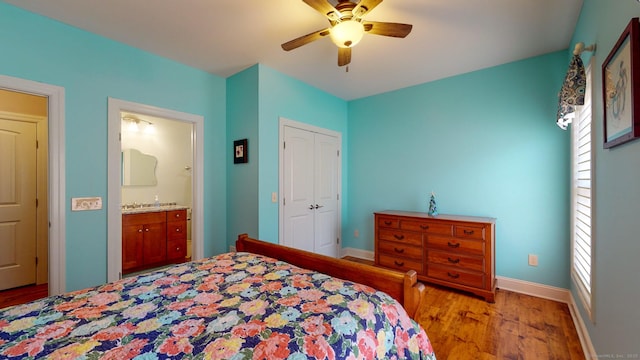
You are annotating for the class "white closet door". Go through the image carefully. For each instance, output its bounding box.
[283,126,315,251]
[282,125,340,257]
[313,133,339,257]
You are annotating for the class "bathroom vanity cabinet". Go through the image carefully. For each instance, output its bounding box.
[122,208,187,274]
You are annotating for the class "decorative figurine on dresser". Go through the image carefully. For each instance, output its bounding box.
[374,210,496,302]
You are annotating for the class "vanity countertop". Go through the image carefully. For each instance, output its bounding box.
[122,204,189,215]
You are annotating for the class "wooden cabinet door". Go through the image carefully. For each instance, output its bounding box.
[122,224,143,271]
[142,222,167,265]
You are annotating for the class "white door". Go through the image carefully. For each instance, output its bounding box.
[0,119,37,290]
[283,126,315,251]
[313,133,339,257]
[282,125,340,257]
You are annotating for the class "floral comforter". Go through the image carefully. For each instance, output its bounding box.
[0,252,436,359]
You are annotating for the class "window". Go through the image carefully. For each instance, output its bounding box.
[571,63,593,317]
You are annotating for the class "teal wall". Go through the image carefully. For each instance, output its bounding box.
[256,65,348,243]
[226,65,259,245]
[225,65,348,246]
[0,3,227,291]
[347,52,570,288]
[570,0,640,355]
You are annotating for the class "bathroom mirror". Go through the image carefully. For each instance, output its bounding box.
[122,148,158,186]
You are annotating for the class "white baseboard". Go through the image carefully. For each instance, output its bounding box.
[567,292,597,359]
[341,247,374,260]
[496,276,571,303]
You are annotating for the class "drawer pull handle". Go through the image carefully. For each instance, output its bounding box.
[463,229,474,235]
[176,228,181,232]
[175,213,181,218]
[447,242,460,248]
[384,221,392,226]
[420,225,429,230]
[393,234,405,240]
[394,247,405,253]
[447,257,460,264]
[394,260,405,267]
[447,272,460,279]
[176,247,181,251]
[138,229,143,233]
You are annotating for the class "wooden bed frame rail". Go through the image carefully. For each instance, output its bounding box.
[236,234,426,319]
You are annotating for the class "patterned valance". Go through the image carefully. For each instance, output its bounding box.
[557,54,586,130]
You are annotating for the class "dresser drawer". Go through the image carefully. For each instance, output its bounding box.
[123,211,165,226]
[378,254,424,274]
[427,265,484,288]
[378,240,423,260]
[454,225,485,240]
[167,239,187,261]
[167,222,186,241]
[378,229,422,246]
[427,250,484,272]
[167,209,187,222]
[377,216,399,229]
[426,235,484,255]
[402,220,452,235]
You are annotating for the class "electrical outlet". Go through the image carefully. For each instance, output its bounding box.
[71,197,102,211]
[271,192,277,203]
[354,229,359,238]
[528,254,538,267]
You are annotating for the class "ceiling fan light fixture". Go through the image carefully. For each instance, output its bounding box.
[330,20,364,48]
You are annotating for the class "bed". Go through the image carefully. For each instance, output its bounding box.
[0,234,436,359]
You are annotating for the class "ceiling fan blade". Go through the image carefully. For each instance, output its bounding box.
[352,0,383,18]
[303,0,341,20]
[363,21,412,38]
[281,28,331,51]
[338,47,351,67]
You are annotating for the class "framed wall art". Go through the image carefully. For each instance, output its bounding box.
[602,17,640,149]
[233,139,248,164]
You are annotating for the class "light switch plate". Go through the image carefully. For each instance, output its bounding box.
[71,197,102,211]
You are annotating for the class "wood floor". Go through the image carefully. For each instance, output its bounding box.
[1,264,586,359]
[342,256,585,359]
[0,283,48,309]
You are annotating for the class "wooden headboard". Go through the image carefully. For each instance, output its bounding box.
[235,234,425,319]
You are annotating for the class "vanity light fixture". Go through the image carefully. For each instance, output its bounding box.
[122,115,154,134]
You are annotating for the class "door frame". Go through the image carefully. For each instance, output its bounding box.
[0,74,66,295]
[278,117,342,251]
[107,98,204,282]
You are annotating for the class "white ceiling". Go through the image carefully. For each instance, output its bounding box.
[4,0,583,100]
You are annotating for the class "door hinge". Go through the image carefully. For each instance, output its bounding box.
[283,141,286,149]
[337,149,339,156]
[36,140,39,149]
[119,132,122,141]
[36,198,39,207]
[35,256,38,265]
[283,197,286,206]
[336,238,340,244]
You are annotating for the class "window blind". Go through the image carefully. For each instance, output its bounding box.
[571,64,593,316]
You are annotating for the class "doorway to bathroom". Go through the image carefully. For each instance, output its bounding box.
[106,98,204,282]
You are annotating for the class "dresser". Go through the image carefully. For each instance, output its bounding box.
[374,210,496,302]
[122,208,188,274]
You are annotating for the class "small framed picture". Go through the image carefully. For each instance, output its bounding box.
[234,139,248,164]
[602,17,640,149]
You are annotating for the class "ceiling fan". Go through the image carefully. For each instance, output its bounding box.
[281,0,413,67]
